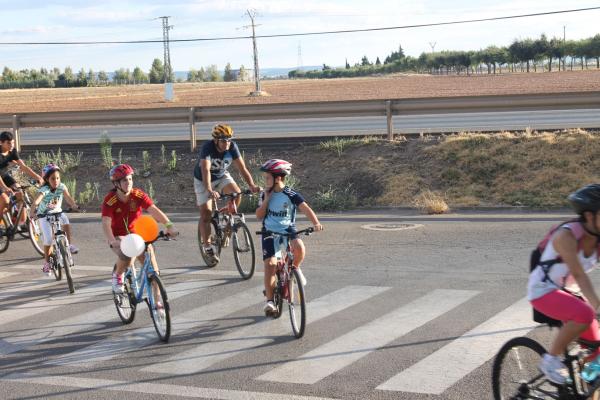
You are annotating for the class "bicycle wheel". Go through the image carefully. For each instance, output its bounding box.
[57,238,75,294]
[232,221,255,279]
[49,253,62,281]
[492,336,559,400]
[114,272,136,324]
[28,217,44,256]
[272,275,284,319]
[289,268,307,338]
[147,274,171,342]
[199,219,222,268]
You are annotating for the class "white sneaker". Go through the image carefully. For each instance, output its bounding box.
[539,353,568,385]
[69,244,79,254]
[263,300,277,314]
[112,272,124,294]
[204,245,219,265]
[295,268,307,287]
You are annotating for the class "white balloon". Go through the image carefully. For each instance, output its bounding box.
[120,234,145,257]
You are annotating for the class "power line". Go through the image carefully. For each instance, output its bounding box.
[0,6,599,45]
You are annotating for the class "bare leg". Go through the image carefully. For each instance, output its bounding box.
[264,258,277,299]
[291,238,306,267]
[549,321,589,356]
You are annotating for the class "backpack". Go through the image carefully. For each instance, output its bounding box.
[530,219,600,326]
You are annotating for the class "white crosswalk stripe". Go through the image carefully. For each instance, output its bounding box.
[257,289,480,384]
[376,297,535,394]
[0,279,225,357]
[143,285,390,375]
[48,285,264,366]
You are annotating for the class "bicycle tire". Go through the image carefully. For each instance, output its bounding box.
[50,252,62,281]
[147,274,171,342]
[492,336,558,400]
[232,221,256,279]
[199,219,222,268]
[28,216,44,256]
[272,273,284,319]
[0,213,9,254]
[289,268,307,338]
[114,272,136,324]
[58,238,75,294]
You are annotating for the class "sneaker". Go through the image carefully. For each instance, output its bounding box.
[42,261,52,277]
[539,353,568,385]
[295,267,307,287]
[263,300,277,314]
[204,245,219,264]
[69,244,79,254]
[112,272,124,294]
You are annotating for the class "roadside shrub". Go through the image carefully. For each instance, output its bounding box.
[312,184,357,211]
[28,149,82,174]
[63,179,77,200]
[99,132,112,169]
[413,190,449,214]
[318,136,379,157]
[142,150,151,173]
[168,150,177,171]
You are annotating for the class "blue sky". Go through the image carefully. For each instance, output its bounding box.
[1,0,600,72]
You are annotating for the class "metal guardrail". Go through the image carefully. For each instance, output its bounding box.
[2,91,599,152]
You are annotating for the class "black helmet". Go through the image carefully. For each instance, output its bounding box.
[568,184,600,215]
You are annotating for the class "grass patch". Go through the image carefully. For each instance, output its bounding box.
[413,190,449,214]
[27,149,82,174]
[318,136,380,157]
[312,184,357,211]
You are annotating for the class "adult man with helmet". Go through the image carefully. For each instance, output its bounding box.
[101,163,178,294]
[194,124,259,265]
[256,159,323,314]
[528,184,600,384]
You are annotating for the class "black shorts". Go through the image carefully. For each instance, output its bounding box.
[261,231,297,260]
[0,174,16,195]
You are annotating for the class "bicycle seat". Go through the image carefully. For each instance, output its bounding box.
[577,338,600,350]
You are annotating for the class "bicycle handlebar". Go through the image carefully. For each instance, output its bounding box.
[219,189,254,201]
[255,227,315,237]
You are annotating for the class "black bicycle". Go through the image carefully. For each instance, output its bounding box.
[492,331,600,399]
[198,189,256,279]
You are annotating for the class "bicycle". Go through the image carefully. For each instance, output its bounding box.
[198,189,256,279]
[113,231,172,343]
[0,180,44,255]
[256,227,314,339]
[37,210,79,294]
[492,326,600,399]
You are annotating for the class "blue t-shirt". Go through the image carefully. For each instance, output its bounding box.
[193,140,241,181]
[260,186,305,234]
[37,183,66,215]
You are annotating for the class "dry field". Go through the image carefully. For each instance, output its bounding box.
[1,70,600,114]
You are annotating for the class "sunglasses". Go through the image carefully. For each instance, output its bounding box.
[216,138,231,143]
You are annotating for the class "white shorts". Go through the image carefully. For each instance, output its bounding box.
[39,213,70,246]
[194,174,236,206]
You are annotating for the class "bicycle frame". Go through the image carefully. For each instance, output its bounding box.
[125,247,158,305]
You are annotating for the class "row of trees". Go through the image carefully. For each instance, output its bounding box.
[289,33,600,79]
[0,59,249,89]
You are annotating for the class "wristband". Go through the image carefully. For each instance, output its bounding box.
[165,221,174,229]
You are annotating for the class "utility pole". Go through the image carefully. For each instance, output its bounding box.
[159,16,173,83]
[244,9,264,96]
[429,41,437,53]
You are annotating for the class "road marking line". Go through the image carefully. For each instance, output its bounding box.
[258,289,480,384]
[376,297,535,394]
[1,372,337,400]
[0,279,225,357]
[144,285,390,375]
[48,286,264,366]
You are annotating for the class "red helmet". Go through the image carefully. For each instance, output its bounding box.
[109,164,134,181]
[260,159,292,176]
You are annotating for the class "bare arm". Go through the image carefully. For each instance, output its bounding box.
[233,158,258,192]
[102,216,118,246]
[298,202,323,231]
[146,204,170,225]
[200,159,213,192]
[255,191,270,220]
[29,192,44,218]
[554,229,600,309]
[15,159,43,184]
[62,188,79,210]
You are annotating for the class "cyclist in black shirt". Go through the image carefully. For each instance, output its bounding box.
[0,131,43,227]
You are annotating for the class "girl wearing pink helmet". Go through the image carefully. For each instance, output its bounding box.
[256,159,323,315]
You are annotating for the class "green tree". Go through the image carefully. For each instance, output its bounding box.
[76,68,87,86]
[223,62,234,81]
[361,56,371,66]
[132,66,148,83]
[375,57,381,66]
[98,70,109,85]
[149,58,164,83]
[238,65,249,81]
[87,69,96,85]
[345,58,350,69]
[206,64,220,82]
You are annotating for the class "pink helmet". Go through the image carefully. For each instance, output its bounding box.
[109,164,134,181]
[260,159,292,176]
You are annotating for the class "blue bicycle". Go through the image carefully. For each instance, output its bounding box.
[113,231,172,342]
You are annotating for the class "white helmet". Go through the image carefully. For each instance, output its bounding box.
[260,159,292,176]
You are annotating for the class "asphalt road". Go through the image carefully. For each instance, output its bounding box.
[19,108,600,144]
[0,210,594,399]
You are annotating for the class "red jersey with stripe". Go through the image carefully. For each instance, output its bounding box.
[101,188,153,237]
